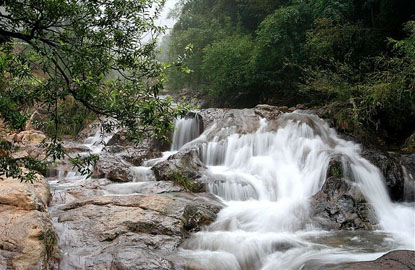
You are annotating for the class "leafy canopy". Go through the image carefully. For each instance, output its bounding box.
[0,0,190,181]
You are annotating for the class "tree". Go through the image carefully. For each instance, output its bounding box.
[202,34,255,106]
[0,0,189,182]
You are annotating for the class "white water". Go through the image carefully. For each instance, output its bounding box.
[49,111,414,269]
[177,112,415,269]
[171,115,201,151]
[84,129,115,154]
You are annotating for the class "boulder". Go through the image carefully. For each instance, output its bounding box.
[7,130,48,160]
[0,177,50,211]
[323,250,415,270]
[93,154,135,182]
[62,141,91,153]
[310,176,377,230]
[254,104,282,120]
[13,130,46,145]
[152,148,207,192]
[198,108,261,139]
[104,129,164,165]
[54,193,222,269]
[0,176,57,270]
[403,131,415,152]
[361,148,405,201]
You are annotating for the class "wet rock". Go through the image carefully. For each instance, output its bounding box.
[279,105,289,112]
[310,176,377,230]
[75,119,100,141]
[8,130,48,160]
[105,144,162,167]
[197,108,230,130]
[361,148,405,201]
[288,106,297,112]
[323,250,415,270]
[402,153,415,201]
[62,140,91,153]
[152,148,207,191]
[53,193,222,269]
[93,154,135,182]
[296,104,306,110]
[105,129,164,165]
[198,108,262,142]
[403,131,415,152]
[0,176,57,270]
[254,104,282,120]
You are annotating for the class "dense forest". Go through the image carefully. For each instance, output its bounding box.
[1,1,415,269]
[165,0,415,142]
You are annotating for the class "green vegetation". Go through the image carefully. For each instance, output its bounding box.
[170,170,199,192]
[39,228,58,266]
[166,0,415,142]
[0,0,190,182]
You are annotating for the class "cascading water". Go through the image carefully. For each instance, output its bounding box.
[171,114,201,151]
[47,110,413,269]
[49,114,204,269]
[178,111,415,270]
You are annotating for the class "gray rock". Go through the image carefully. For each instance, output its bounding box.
[310,176,377,230]
[93,154,135,182]
[254,104,282,120]
[105,129,164,165]
[361,148,405,201]
[402,153,415,201]
[53,193,222,269]
[152,148,207,192]
[322,250,415,270]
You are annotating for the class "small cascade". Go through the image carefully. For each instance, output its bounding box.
[131,166,155,182]
[171,114,201,151]
[402,166,415,201]
[84,129,115,154]
[49,116,208,269]
[180,111,415,269]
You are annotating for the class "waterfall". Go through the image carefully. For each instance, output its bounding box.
[179,111,415,270]
[403,166,415,201]
[171,114,201,151]
[84,129,115,154]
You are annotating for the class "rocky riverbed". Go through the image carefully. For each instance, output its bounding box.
[1,105,414,269]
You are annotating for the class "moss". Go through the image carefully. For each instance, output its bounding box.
[330,164,342,177]
[328,159,343,178]
[170,170,198,192]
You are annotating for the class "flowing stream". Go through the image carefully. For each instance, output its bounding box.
[177,111,415,269]
[48,111,414,269]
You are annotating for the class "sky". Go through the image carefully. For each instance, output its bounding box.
[155,0,180,34]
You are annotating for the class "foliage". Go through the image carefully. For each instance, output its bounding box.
[170,170,198,192]
[166,0,415,115]
[250,4,312,103]
[304,21,415,140]
[33,97,96,138]
[359,22,415,137]
[0,0,191,181]
[202,34,254,105]
[0,140,46,183]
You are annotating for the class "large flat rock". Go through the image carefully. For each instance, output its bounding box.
[53,193,223,269]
